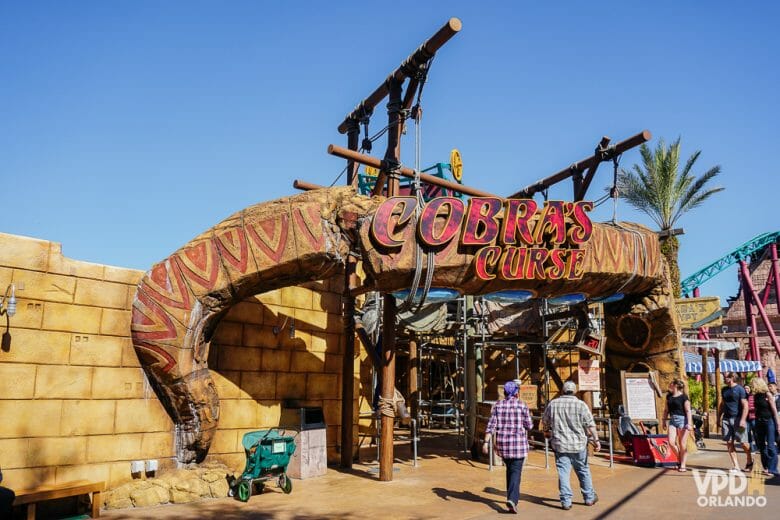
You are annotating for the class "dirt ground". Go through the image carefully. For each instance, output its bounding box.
[101,432,780,519]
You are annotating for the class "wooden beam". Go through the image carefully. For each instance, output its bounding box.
[509,130,651,199]
[328,145,498,198]
[337,18,462,134]
[293,179,325,191]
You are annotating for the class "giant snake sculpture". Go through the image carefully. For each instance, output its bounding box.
[131,186,682,463]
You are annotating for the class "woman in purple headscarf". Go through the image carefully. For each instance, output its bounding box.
[483,380,534,514]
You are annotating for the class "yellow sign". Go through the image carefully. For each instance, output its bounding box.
[520,384,538,409]
[364,165,379,177]
[675,297,722,328]
[498,383,539,409]
[450,149,463,182]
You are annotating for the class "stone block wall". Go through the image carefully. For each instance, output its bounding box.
[0,232,156,491]
[0,232,353,491]
[206,280,356,470]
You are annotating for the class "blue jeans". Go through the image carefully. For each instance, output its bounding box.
[0,486,14,518]
[747,418,757,448]
[555,450,596,506]
[755,418,778,474]
[503,457,525,506]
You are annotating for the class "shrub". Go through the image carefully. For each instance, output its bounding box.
[688,377,717,412]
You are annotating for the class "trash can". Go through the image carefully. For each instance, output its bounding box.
[280,407,327,479]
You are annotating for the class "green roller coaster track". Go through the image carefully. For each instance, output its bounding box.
[680,231,780,296]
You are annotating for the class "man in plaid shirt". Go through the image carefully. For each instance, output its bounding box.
[542,380,600,510]
[483,380,533,514]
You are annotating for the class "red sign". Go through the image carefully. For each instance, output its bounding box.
[370,196,593,281]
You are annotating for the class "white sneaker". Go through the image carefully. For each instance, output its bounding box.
[729,468,743,474]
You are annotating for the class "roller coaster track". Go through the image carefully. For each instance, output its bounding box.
[680,231,780,296]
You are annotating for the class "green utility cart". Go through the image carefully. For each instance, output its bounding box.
[234,429,296,502]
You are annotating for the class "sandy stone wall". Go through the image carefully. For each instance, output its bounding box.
[206,280,353,470]
[0,232,351,491]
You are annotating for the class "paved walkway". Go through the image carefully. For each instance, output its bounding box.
[102,433,780,519]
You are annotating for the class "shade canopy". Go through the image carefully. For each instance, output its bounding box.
[683,351,761,374]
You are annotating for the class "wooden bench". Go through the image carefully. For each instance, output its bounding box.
[13,480,104,519]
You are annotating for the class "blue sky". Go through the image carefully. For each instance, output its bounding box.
[1,2,778,304]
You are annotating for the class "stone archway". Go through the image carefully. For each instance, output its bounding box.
[131,186,683,462]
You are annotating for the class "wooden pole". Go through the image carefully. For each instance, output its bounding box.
[327,145,498,198]
[509,130,651,199]
[337,18,462,134]
[714,349,721,434]
[380,295,397,481]
[702,346,710,438]
[379,78,403,482]
[340,121,360,468]
[409,335,419,423]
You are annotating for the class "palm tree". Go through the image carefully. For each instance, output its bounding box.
[617,138,724,297]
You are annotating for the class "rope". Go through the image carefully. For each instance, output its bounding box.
[378,396,396,417]
[398,59,436,314]
[596,151,653,296]
[397,128,425,313]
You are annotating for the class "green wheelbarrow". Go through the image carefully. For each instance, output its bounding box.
[233,428,296,502]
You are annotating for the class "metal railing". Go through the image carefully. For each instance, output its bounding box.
[359,412,418,467]
[594,416,614,468]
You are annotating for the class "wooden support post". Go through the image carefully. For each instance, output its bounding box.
[340,120,360,468]
[714,349,721,433]
[702,347,710,438]
[379,77,403,482]
[409,335,419,423]
[575,137,611,201]
[92,490,101,518]
[380,295,397,481]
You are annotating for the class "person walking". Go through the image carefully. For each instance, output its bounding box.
[749,377,780,476]
[0,466,14,519]
[542,380,600,510]
[745,384,757,452]
[769,378,780,455]
[718,372,754,473]
[483,380,533,514]
[662,378,694,471]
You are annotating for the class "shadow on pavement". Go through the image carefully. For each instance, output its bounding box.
[102,501,360,520]
[591,469,668,520]
[431,487,505,514]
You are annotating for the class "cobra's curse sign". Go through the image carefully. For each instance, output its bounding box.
[370,197,593,281]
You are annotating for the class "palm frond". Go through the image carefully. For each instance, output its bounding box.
[618,138,723,230]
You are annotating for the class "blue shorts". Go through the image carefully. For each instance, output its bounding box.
[722,417,749,444]
[669,415,687,429]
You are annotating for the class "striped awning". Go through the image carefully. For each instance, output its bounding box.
[683,351,762,374]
